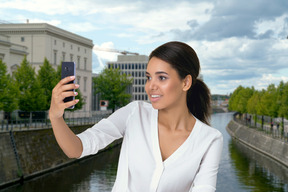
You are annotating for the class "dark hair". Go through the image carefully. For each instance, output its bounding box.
[149,41,211,125]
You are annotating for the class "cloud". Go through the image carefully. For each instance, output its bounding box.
[186,36,288,94]
[92,42,120,72]
[1,0,288,94]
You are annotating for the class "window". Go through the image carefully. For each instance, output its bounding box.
[63,42,65,48]
[84,77,87,92]
[71,45,73,50]
[70,54,73,62]
[54,50,57,65]
[84,58,87,70]
[54,40,57,45]
[77,76,81,85]
[21,37,25,42]
[62,52,66,61]
[78,47,80,52]
[77,56,80,69]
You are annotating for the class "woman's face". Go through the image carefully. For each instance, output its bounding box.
[145,57,189,111]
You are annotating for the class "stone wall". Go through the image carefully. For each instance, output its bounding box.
[226,120,288,167]
[0,125,121,188]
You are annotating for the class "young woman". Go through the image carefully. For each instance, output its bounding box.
[49,41,223,192]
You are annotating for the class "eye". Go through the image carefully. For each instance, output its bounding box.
[146,76,151,81]
[159,76,167,81]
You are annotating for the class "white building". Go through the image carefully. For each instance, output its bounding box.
[0,34,28,71]
[0,23,93,112]
[107,55,149,102]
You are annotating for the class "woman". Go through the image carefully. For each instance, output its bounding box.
[49,41,223,192]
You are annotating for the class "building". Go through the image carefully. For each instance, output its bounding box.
[0,34,28,70]
[0,23,94,112]
[107,55,149,102]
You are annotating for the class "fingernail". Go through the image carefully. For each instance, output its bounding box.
[74,91,78,95]
[70,76,75,79]
[75,84,79,88]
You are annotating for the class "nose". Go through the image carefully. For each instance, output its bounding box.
[147,78,158,91]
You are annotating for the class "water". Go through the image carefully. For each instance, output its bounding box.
[2,113,288,192]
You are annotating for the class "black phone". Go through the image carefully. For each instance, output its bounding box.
[61,62,76,109]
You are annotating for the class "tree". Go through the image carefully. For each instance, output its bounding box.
[278,82,288,133]
[228,86,254,114]
[235,87,254,114]
[261,84,278,117]
[37,58,58,110]
[93,68,133,112]
[14,56,47,111]
[228,86,244,112]
[0,60,19,112]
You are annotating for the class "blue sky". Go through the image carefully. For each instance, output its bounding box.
[1,0,288,95]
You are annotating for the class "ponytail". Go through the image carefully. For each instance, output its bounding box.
[187,78,211,125]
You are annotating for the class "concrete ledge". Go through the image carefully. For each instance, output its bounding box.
[226,120,288,168]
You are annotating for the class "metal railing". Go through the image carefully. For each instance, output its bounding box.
[233,113,288,142]
[0,110,112,132]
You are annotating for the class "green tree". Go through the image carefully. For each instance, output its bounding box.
[236,87,254,114]
[261,84,278,117]
[247,90,261,127]
[228,86,254,114]
[0,60,19,112]
[279,82,288,119]
[93,68,133,112]
[37,58,58,110]
[14,56,47,111]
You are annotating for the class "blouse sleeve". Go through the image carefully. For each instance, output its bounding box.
[77,101,137,158]
[190,132,223,192]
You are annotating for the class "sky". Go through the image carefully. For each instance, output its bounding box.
[1,0,288,95]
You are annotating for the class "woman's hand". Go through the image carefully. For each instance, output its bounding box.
[49,76,79,119]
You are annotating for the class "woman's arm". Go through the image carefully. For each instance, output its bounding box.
[190,134,223,192]
[49,76,82,158]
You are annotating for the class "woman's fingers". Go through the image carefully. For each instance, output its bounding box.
[49,76,80,119]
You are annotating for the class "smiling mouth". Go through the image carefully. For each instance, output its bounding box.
[151,95,161,98]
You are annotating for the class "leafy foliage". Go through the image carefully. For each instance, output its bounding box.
[229,81,288,119]
[93,68,133,112]
[37,58,58,110]
[14,56,47,111]
[0,60,19,112]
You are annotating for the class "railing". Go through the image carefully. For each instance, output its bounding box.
[233,113,288,142]
[0,110,112,132]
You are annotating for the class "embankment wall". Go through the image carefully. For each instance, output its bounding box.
[0,125,121,188]
[226,120,288,167]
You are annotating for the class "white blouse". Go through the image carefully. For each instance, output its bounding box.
[77,101,223,192]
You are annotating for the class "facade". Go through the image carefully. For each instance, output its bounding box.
[107,55,149,102]
[0,34,28,71]
[0,23,94,112]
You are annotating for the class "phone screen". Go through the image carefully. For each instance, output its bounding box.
[61,62,76,109]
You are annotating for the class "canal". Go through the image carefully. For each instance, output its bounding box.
[1,112,288,191]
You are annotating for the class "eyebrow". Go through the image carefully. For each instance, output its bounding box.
[146,71,169,75]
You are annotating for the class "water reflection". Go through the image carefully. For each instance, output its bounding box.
[229,139,288,192]
[1,145,120,192]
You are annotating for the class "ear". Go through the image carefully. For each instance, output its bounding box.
[182,75,192,91]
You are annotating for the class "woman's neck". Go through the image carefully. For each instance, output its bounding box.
[158,104,195,132]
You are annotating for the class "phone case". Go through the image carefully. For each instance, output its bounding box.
[61,62,76,109]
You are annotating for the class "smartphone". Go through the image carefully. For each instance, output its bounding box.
[61,62,76,109]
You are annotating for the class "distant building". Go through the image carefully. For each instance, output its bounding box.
[0,34,28,71]
[107,55,149,102]
[0,23,93,112]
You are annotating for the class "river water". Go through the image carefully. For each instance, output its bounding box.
[2,112,288,192]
